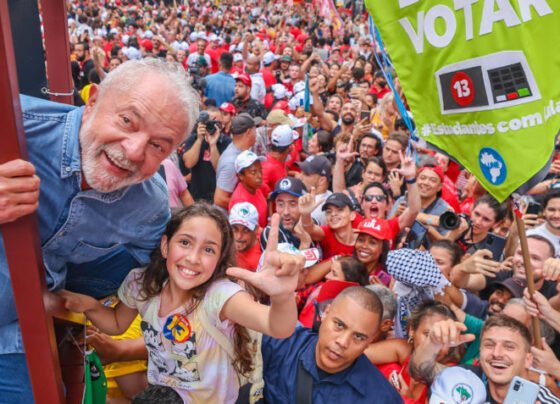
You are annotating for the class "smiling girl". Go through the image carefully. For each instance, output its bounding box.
[60,204,304,403]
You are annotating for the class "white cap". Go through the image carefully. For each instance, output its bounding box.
[123,47,141,60]
[196,31,207,41]
[429,367,486,404]
[208,33,219,42]
[121,34,130,45]
[189,32,198,42]
[229,203,259,231]
[291,117,307,129]
[262,51,279,65]
[271,124,298,148]
[272,84,290,100]
[293,81,305,94]
[233,53,244,62]
[143,30,154,39]
[235,150,265,174]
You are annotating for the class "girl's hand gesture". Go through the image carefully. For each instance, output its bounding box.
[395,150,416,181]
[227,214,305,298]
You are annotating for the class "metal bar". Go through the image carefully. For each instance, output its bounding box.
[41,0,74,105]
[0,1,65,402]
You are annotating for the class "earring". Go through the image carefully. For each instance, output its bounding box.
[407,336,414,344]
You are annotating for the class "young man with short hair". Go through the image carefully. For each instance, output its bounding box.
[214,113,260,209]
[409,315,560,403]
[299,192,357,260]
[262,286,403,403]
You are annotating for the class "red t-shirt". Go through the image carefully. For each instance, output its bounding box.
[229,184,268,229]
[319,226,355,260]
[261,67,277,89]
[236,229,262,272]
[206,47,225,74]
[369,85,391,100]
[261,154,287,197]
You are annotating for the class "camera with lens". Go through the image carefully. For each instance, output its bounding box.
[198,111,219,135]
[439,211,471,231]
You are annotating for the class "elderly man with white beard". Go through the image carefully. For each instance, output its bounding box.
[0,58,198,403]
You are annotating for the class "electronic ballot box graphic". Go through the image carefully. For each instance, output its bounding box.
[435,51,541,115]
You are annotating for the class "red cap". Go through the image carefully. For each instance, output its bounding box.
[142,39,153,52]
[418,165,444,183]
[234,73,252,87]
[271,100,291,114]
[219,102,236,115]
[354,218,391,240]
[316,280,359,303]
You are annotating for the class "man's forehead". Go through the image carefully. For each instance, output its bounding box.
[328,296,379,334]
[482,326,525,345]
[276,193,298,202]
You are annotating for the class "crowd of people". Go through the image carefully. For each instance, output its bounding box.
[1,0,560,403]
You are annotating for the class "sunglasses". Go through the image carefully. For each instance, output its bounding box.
[363,194,386,202]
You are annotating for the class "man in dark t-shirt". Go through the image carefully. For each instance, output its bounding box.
[179,109,231,202]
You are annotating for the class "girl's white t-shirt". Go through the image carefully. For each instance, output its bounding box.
[118,268,243,403]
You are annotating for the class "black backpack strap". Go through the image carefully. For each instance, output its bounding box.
[295,360,313,404]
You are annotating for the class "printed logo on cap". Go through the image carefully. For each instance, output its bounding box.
[451,383,473,403]
[239,207,250,217]
[362,219,381,231]
[279,178,292,190]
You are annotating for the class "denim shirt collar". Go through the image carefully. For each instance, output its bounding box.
[59,106,128,202]
[300,334,368,396]
[60,106,84,179]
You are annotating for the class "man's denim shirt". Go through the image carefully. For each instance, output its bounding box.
[0,95,170,354]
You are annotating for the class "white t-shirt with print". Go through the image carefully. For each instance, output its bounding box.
[118,268,243,403]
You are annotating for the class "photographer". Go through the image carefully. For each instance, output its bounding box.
[392,165,454,248]
[180,107,231,202]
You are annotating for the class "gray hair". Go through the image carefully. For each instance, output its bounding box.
[99,58,200,141]
[504,299,555,345]
[505,298,526,308]
[365,284,397,321]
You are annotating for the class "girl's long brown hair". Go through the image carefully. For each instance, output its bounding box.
[139,203,254,375]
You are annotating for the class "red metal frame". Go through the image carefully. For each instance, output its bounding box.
[1,0,83,401]
[0,1,65,402]
[41,0,74,104]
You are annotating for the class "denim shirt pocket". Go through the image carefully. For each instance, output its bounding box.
[71,240,122,262]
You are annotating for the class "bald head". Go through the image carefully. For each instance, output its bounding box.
[334,286,383,319]
[245,56,260,74]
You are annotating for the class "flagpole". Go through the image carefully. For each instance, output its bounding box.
[514,213,542,349]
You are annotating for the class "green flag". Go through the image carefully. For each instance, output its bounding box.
[83,350,107,404]
[365,0,560,201]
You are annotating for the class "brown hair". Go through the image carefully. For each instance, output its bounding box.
[481,314,532,349]
[140,203,254,375]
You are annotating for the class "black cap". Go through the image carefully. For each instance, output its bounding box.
[492,276,527,299]
[270,177,307,199]
[374,71,385,78]
[322,192,353,211]
[296,155,332,177]
[231,113,262,135]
